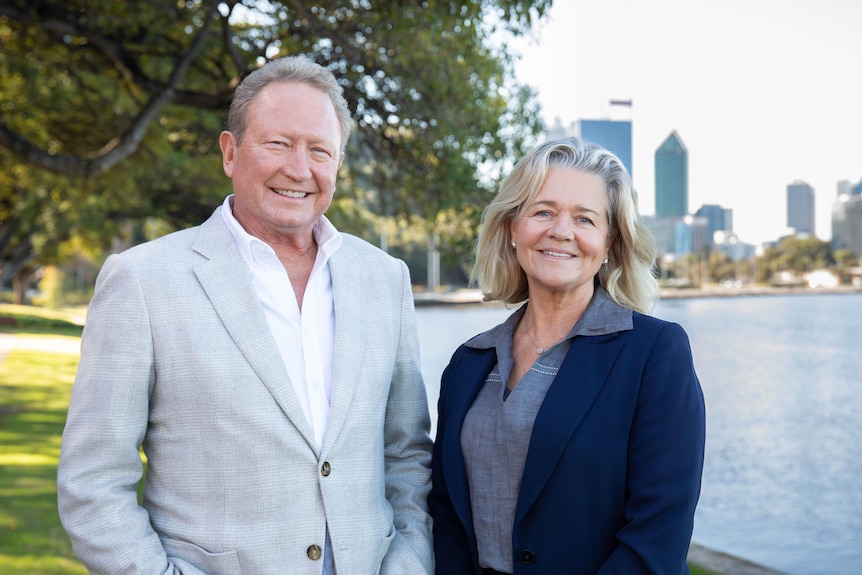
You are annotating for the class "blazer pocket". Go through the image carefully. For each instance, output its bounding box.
[162,537,243,575]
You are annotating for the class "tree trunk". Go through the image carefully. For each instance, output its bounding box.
[12,269,26,305]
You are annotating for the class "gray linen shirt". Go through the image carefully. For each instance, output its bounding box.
[460,287,632,573]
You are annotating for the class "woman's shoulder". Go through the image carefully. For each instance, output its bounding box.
[631,311,690,341]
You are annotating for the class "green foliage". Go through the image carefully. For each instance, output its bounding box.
[1,0,551,290]
[758,236,835,276]
[833,248,857,267]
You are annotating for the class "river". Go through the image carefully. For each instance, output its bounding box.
[415,292,862,575]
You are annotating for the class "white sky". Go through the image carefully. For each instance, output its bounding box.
[511,0,862,246]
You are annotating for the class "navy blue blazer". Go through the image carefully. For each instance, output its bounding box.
[429,311,705,574]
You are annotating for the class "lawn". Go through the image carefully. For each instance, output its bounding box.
[0,344,87,574]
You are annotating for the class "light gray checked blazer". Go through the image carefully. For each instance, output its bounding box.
[57,206,434,575]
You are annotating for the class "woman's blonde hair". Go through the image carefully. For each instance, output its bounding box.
[471,137,658,313]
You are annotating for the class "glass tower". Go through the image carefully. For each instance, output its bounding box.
[787,180,815,235]
[577,119,633,177]
[655,131,688,217]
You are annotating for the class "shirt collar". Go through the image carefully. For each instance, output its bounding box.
[220,194,342,267]
[465,287,633,351]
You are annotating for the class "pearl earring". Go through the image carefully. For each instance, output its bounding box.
[511,241,517,248]
[603,258,609,265]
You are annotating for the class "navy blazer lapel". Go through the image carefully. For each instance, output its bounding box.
[443,346,498,537]
[191,209,318,451]
[514,334,626,524]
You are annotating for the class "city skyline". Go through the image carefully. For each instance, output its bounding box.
[511,0,862,246]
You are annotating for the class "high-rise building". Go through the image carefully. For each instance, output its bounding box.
[655,131,688,217]
[643,215,676,256]
[574,119,633,177]
[694,204,733,243]
[787,180,815,235]
[832,194,862,257]
[675,215,710,256]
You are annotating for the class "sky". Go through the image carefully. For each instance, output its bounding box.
[510,0,862,246]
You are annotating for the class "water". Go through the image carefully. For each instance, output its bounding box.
[415,293,862,575]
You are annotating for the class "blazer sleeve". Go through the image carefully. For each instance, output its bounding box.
[57,254,185,574]
[598,321,706,575]
[379,260,435,575]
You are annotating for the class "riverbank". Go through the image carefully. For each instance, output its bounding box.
[412,284,862,305]
[658,283,862,299]
[688,543,787,575]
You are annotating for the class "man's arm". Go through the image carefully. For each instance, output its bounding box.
[57,254,182,574]
[379,260,435,575]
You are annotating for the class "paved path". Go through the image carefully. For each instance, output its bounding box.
[0,332,81,363]
[0,332,16,363]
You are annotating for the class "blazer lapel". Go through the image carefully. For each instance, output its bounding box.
[320,244,363,455]
[191,209,318,451]
[514,335,626,524]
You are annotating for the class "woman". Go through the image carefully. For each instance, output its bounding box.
[429,137,705,575]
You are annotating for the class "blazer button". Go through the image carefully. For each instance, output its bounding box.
[518,549,536,564]
[321,461,331,477]
[307,544,322,561]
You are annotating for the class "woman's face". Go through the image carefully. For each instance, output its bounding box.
[509,165,612,301]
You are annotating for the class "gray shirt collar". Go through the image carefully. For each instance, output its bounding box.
[465,287,633,351]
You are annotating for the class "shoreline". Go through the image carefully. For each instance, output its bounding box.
[412,284,862,305]
[688,543,788,575]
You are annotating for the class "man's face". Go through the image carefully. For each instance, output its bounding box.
[219,81,344,245]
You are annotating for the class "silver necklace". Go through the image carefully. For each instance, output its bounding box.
[522,325,568,355]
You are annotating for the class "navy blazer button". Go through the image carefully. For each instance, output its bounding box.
[321,461,331,477]
[518,549,536,564]
[307,544,322,560]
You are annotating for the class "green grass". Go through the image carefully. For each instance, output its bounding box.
[0,343,87,574]
[0,304,85,337]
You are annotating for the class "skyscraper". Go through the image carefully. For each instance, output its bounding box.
[694,204,733,243]
[654,131,688,217]
[575,119,633,177]
[832,193,862,257]
[786,180,815,235]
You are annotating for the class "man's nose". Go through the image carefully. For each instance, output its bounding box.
[282,150,312,179]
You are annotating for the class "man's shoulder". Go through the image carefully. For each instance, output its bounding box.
[116,224,202,262]
[113,207,222,263]
[338,233,400,264]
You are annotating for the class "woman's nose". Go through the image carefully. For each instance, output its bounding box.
[549,217,575,240]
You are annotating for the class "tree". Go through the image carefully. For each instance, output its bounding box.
[0,0,551,300]
[757,236,835,282]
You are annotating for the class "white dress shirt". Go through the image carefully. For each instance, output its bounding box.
[221,195,341,573]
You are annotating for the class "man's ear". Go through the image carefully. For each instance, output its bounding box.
[219,131,236,177]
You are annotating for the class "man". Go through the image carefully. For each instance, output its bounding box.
[57,56,434,575]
